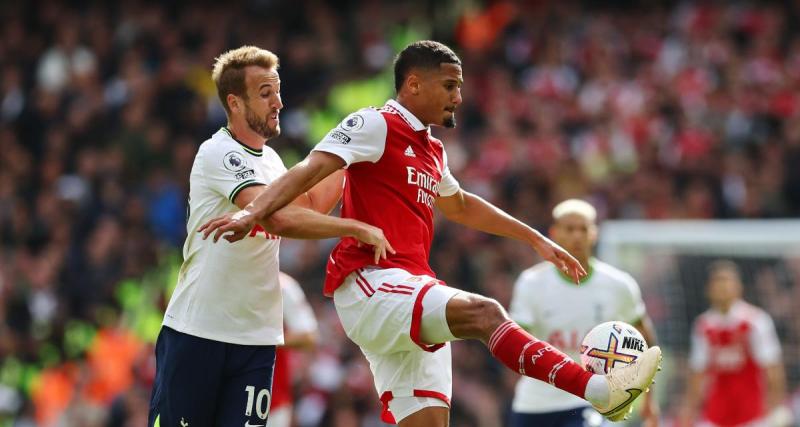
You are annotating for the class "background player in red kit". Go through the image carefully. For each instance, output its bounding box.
[680,260,793,427]
[200,40,661,426]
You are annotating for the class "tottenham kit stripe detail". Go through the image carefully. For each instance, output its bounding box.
[228,179,262,202]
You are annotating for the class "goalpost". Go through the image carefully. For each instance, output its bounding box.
[597,220,800,416]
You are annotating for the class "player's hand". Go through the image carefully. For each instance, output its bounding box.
[531,236,587,284]
[353,222,396,264]
[198,209,256,243]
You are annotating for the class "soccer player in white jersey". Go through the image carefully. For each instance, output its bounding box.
[267,272,318,427]
[148,46,392,427]
[509,199,660,427]
[199,41,661,426]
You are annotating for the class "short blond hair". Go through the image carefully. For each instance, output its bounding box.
[552,199,597,222]
[212,46,279,114]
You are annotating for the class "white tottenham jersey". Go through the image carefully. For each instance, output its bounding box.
[509,259,647,413]
[163,128,287,346]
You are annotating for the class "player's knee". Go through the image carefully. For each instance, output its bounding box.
[476,297,509,334]
[447,293,508,340]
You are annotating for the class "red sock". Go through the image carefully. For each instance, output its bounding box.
[488,320,593,398]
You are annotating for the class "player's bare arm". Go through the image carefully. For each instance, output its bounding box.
[435,189,586,283]
[199,151,395,262]
[281,329,317,350]
[765,363,793,425]
[679,370,705,427]
[633,316,661,426]
[200,150,345,239]
[765,364,787,409]
[218,184,381,244]
[293,168,345,214]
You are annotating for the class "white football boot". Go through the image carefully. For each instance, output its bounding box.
[592,346,662,421]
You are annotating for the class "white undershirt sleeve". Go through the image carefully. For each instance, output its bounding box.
[749,311,782,366]
[688,321,710,371]
[437,149,461,197]
[618,273,647,325]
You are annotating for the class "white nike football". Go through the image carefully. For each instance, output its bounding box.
[580,321,647,374]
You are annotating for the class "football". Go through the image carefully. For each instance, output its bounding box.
[580,321,648,374]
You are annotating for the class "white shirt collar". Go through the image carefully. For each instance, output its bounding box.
[710,300,746,319]
[385,99,427,131]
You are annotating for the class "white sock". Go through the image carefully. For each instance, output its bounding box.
[584,375,610,407]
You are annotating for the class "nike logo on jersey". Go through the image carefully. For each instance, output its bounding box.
[404,145,416,157]
[244,422,264,427]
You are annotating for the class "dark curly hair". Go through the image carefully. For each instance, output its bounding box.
[393,40,461,93]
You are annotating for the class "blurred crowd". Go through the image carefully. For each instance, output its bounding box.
[2,0,800,426]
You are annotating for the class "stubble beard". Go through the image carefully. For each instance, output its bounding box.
[245,104,279,139]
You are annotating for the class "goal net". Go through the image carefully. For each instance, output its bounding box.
[597,220,800,416]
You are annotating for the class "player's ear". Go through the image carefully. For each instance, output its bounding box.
[406,72,421,96]
[588,223,599,243]
[227,94,240,114]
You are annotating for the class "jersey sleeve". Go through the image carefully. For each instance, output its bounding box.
[438,148,460,197]
[748,310,782,366]
[279,273,318,334]
[617,272,647,325]
[509,270,538,331]
[688,320,710,371]
[198,142,267,202]
[312,108,387,166]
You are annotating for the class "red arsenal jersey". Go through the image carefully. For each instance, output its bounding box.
[688,301,782,425]
[313,100,461,296]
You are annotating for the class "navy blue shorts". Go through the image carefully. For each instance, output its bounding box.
[510,407,609,427]
[148,326,276,427]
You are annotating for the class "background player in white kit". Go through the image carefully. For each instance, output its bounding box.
[509,199,660,427]
[148,46,391,427]
[199,41,662,426]
[267,272,319,427]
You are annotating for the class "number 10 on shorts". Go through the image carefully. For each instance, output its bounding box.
[244,385,271,419]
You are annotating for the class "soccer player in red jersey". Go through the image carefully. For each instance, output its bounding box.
[680,261,792,427]
[200,41,661,425]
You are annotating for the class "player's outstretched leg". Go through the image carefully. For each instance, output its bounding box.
[444,292,661,421]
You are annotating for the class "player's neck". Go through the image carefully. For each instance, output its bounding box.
[226,121,267,150]
[394,96,429,126]
[716,300,737,314]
